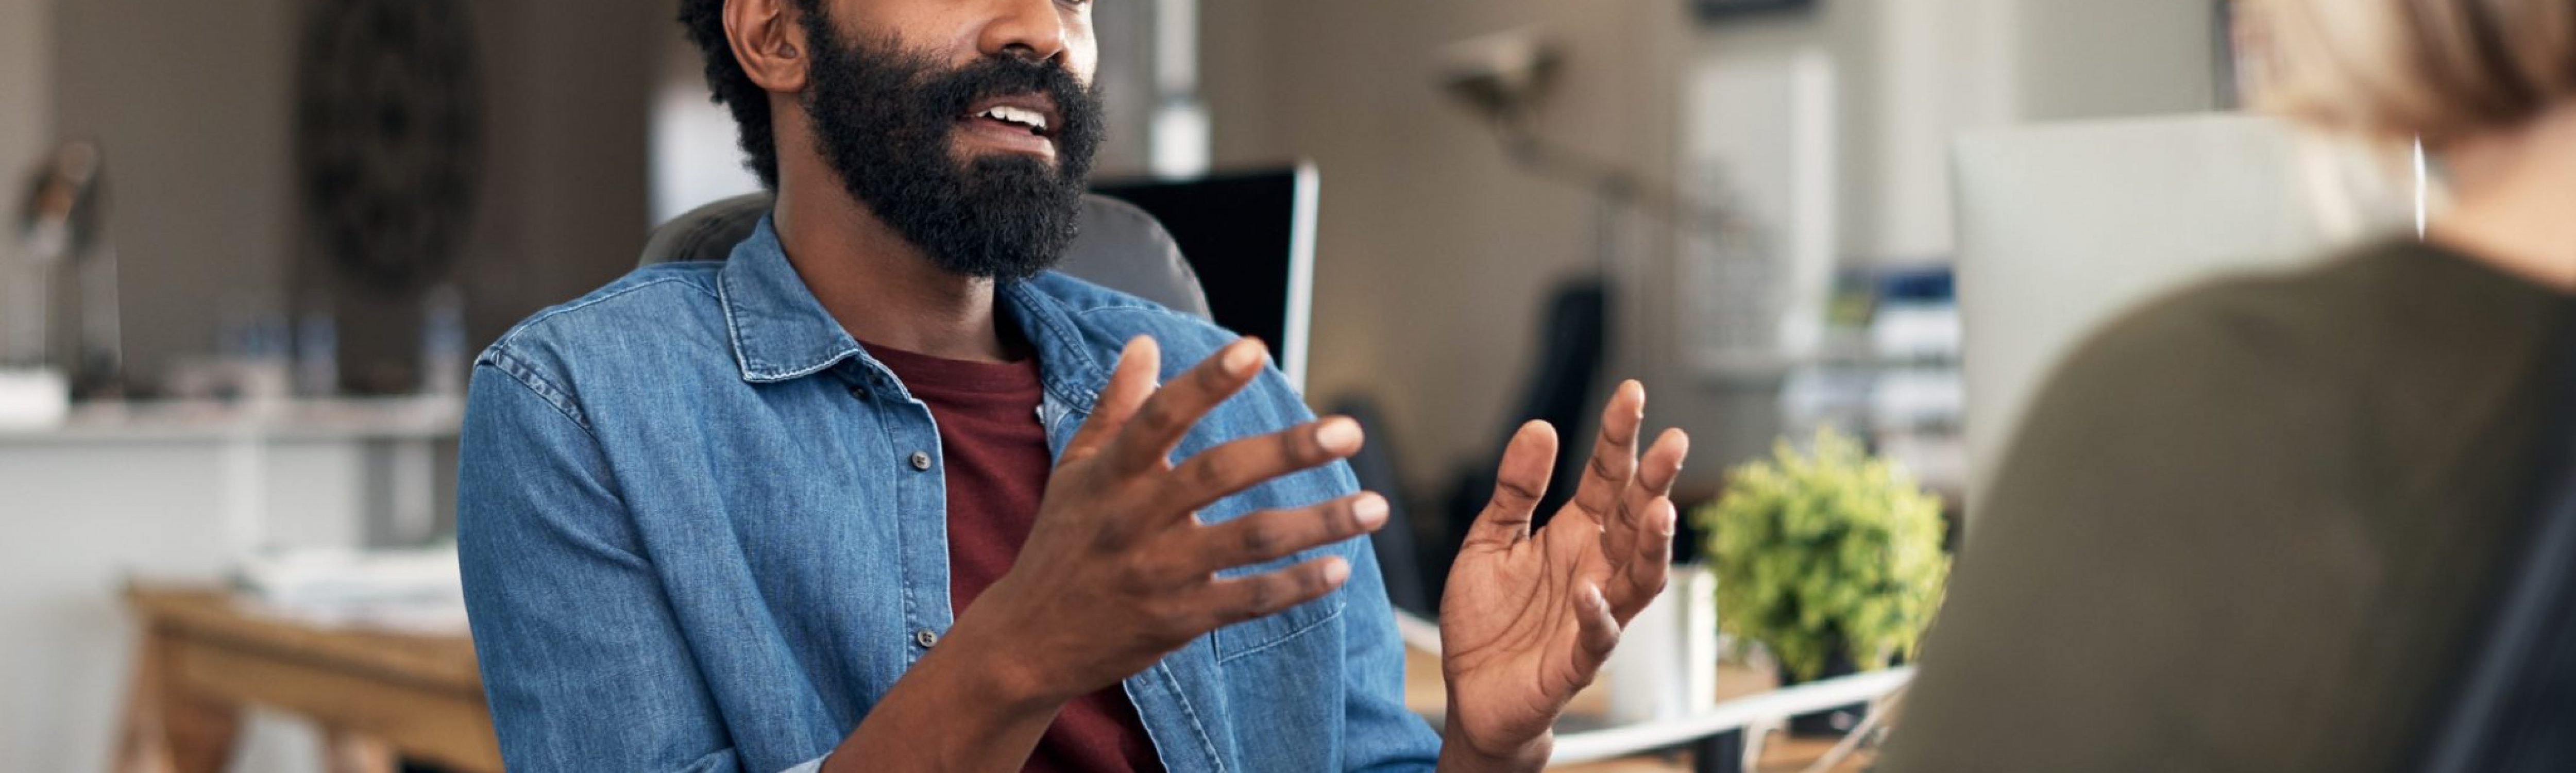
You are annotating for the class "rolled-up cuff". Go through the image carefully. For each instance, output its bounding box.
[775,753,828,773]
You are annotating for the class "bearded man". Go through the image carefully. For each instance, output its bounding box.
[455,1,1691,770]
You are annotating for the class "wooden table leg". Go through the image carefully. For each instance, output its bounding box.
[112,622,243,773]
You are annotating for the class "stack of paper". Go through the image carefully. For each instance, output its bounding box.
[233,545,468,635]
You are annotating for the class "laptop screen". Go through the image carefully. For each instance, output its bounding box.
[1092,164,1317,392]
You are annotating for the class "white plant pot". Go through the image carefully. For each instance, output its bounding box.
[1600,563,1720,724]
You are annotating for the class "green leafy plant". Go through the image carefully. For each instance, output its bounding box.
[1696,427,1950,682]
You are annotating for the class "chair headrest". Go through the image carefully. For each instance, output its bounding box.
[639,192,1212,320]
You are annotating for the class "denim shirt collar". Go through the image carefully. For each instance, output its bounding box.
[715,216,1107,412]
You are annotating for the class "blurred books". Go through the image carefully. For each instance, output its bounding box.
[231,545,468,636]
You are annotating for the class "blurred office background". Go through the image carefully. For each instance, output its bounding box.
[0,0,2261,770]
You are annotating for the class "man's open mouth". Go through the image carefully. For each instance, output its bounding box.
[961,94,1062,139]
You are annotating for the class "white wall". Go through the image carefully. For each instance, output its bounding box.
[2014,0,2220,122]
[0,0,44,192]
[1863,0,2023,260]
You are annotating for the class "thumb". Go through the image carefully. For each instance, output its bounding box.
[1062,335,1159,460]
[1465,422,1557,549]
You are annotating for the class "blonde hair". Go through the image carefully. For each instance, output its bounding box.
[2254,0,2576,146]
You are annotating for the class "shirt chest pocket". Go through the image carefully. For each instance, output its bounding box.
[1208,552,1349,664]
[1212,593,1345,664]
[1174,427,1356,663]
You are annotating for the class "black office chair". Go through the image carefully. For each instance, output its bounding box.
[1427,277,1609,610]
[1330,394,1436,617]
[2413,337,2576,772]
[640,192,1213,320]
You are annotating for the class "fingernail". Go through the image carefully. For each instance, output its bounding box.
[1315,418,1363,454]
[1353,494,1389,528]
[1321,558,1351,585]
[1223,342,1260,375]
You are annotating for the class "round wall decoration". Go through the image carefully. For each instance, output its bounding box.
[295,0,483,292]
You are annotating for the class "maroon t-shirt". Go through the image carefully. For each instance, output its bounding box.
[863,341,1165,773]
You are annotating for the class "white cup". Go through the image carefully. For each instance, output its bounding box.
[1601,563,1720,724]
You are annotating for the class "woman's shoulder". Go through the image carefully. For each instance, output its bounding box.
[1891,240,2486,773]
[2062,238,2556,401]
[2062,239,2453,386]
[1987,244,2432,498]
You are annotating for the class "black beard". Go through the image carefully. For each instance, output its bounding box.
[799,16,1105,281]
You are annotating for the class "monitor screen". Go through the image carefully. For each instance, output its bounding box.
[1091,164,1317,391]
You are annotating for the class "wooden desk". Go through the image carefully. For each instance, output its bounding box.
[115,585,499,773]
[113,585,1873,772]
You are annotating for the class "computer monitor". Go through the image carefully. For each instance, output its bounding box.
[1092,164,1319,391]
[1949,113,2410,527]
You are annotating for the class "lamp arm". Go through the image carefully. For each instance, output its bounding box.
[1487,121,1761,253]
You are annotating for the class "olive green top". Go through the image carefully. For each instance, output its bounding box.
[1883,239,2575,772]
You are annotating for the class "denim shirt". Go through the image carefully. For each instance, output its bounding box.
[456,218,1442,773]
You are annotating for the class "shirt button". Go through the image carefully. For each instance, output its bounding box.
[847,385,866,399]
[908,450,933,471]
[913,629,940,648]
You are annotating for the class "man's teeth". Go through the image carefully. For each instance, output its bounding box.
[977,106,1050,132]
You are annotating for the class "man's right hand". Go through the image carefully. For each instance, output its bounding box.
[824,334,1380,773]
[955,334,1387,705]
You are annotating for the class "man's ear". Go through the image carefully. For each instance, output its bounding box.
[726,0,811,94]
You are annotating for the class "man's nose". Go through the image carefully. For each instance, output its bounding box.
[977,0,1068,64]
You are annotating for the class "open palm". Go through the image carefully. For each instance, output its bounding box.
[1438,381,1690,761]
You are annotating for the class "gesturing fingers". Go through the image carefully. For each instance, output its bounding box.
[1062,336,1163,463]
[1154,417,1363,516]
[1185,493,1388,576]
[1571,582,1622,682]
[1195,556,1351,628]
[1466,421,1558,550]
[1569,380,1647,524]
[1606,498,1680,626]
[1604,429,1689,622]
[1104,338,1270,476]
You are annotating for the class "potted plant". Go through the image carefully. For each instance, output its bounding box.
[1695,427,1949,735]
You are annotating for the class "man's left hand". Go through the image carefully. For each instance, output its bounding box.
[1436,380,1690,770]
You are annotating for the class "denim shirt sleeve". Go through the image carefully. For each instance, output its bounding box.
[1216,360,1444,771]
[1327,463,1448,772]
[459,355,765,773]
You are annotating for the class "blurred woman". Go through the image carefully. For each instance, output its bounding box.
[1885,1,2576,770]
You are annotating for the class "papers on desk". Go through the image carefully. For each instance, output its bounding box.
[232,545,469,636]
[0,368,70,429]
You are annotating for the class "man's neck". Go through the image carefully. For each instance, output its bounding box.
[2431,102,2576,293]
[771,182,1025,363]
